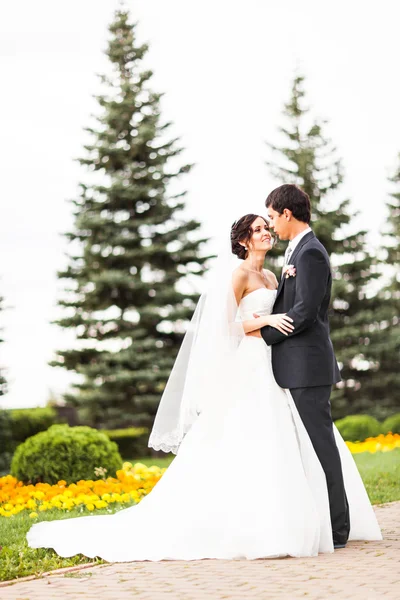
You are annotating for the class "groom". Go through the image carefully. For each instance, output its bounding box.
[255,183,350,549]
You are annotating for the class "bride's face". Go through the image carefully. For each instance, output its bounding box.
[248,217,273,253]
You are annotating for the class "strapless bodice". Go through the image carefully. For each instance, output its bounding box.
[238,287,277,321]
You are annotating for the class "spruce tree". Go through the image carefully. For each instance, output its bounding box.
[52,8,209,429]
[266,75,379,418]
[0,293,7,397]
[357,158,400,417]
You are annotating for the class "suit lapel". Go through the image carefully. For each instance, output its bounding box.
[288,230,315,265]
[276,269,286,297]
[275,231,315,300]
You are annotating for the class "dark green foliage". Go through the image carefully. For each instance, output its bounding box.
[266,75,379,418]
[0,410,14,475]
[9,407,60,445]
[51,8,209,429]
[1,408,65,474]
[382,414,400,434]
[335,415,381,442]
[0,293,7,397]
[356,157,400,417]
[104,426,149,458]
[11,424,122,484]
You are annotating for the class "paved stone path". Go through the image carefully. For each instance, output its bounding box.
[1,502,399,599]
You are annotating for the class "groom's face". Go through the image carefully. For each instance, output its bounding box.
[267,207,291,240]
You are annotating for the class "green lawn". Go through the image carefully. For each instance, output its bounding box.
[0,509,105,582]
[352,449,400,504]
[0,449,399,583]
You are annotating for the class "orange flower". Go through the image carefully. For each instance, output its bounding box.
[0,462,165,517]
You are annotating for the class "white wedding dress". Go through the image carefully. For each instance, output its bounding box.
[27,288,382,561]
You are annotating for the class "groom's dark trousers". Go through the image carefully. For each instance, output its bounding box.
[261,231,350,545]
[289,386,349,544]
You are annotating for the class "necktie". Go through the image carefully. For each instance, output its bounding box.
[282,245,292,278]
[284,245,293,265]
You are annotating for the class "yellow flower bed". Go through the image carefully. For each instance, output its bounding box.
[0,462,165,519]
[1,435,399,519]
[345,433,400,454]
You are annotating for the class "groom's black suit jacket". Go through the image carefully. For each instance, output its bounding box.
[261,231,341,389]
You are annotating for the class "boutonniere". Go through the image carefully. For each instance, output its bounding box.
[283,264,296,279]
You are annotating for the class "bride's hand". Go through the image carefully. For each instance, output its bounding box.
[261,313,294,335]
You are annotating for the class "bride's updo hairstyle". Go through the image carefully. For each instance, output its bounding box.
[231,214,270,260]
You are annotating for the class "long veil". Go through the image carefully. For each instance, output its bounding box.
[148,228,245,454]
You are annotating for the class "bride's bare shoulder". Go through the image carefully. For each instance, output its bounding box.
[263,268,279,289]
[232,264,249,283]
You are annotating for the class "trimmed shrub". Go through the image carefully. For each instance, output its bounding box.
[382,413,400,435]
[0,409,14,475]
[11,424,122,484]
[9,407,60,444]
[335,415,382,442]
[103,427,149,459]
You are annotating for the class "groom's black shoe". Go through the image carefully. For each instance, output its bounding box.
[334,542,347,549]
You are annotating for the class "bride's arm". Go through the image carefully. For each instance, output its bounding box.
[232,267,248,305]
[242,314,280,334]
[243,314,294,334]
[231,269,293,335]
[261,248,329,345]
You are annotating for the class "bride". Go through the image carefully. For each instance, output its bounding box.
[27,214,382,561]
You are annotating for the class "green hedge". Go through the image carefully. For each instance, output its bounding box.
[103,427,149,459]
[9,407,60,444]
[11,424,122,485]
[0,410,14,475]
[335,415,382,442]
[334,413,400,441]
[0,407,64,474]
[3,406,400,481]
[382,414,400,435]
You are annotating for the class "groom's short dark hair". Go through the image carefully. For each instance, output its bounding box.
[266,184,311,224]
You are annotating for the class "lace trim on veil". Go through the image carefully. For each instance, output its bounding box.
[148,428,183,455]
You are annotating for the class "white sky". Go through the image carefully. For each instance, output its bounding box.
[0,0,399,409]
